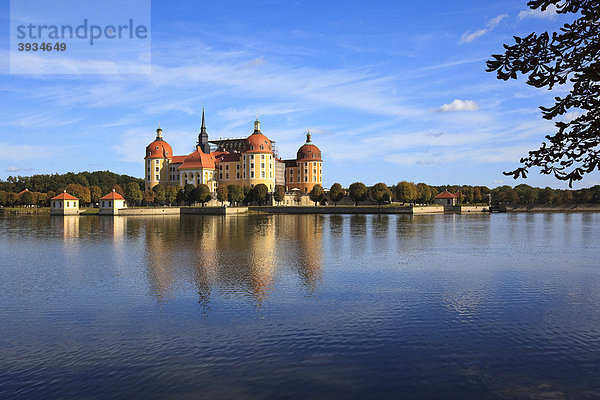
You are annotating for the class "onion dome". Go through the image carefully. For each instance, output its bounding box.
[296,130,321,161]
[245,117,273,153]
[145,125,173,159]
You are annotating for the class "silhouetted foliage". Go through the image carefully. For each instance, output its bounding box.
[487,0,600,186]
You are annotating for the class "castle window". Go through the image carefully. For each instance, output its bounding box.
[250,163,254,169]
[237,173,240,179]
[261,154,265,159]
[155,166,159,172]
[261,163,265,169]
[260,145,264,150]
[251,172,254,178]
[155,175,159,180]
[226,173,229,179]
[225,165,229,170]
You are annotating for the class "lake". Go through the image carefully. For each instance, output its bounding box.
[1,213,599,399]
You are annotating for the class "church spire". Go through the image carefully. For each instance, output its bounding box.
[306,129,312,143]
[197,107,211,154]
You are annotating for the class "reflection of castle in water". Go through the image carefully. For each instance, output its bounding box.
[140,215,324,306]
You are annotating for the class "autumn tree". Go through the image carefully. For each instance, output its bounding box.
[349,182,368,206]
[90,185,102,205]
[329,183,344,206]
[487,0,600,186]
[273,185,285,205]
[66,183,91,204]
[143,190,155,205]
[370,183,392,205]
[395,181,417,204]
[416,183,432,204]
[309,184,325,206]
[216,185,228,205]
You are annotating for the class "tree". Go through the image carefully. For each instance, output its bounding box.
[253,184,268,205]
[348,182,368,206]
[370,183,392,205]
[487,0,600,186]
[243,185,254,205]
[112,184,125,196]
[0,191,7,206]
[273,185,285,205]
[143,190,155,205]
[309,184,325,206]
[184,184,196,206]
[194,184,212,206]
[153,185,166,205]
[395,181,417,204]
[66,183,90,204]
[20,191,35,206]
[176,188,187,205]
[329,183,344,206]
[216,185,228,205]
[125,182,143,206]
[294,191,302,205]
[90,185,102,205]
[416,183,432,204]
[228,185,244,206]
[165,185,180,205]
[7,192,18,207]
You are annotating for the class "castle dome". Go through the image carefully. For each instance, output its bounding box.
[145,126,173,159]
[245,117,273,153]
[296,131,321,161]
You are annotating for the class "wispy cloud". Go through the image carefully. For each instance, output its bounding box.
[460,14,508,43]
[518,5,557,20]
[0,143,50,161]
[6,166,34,173]
[436,99,479,112]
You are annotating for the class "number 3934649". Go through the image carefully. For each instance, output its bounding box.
[17,43,66,52]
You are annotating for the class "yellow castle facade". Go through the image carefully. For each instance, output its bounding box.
[144,110,322,194]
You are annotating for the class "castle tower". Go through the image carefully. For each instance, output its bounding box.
[197,108,211,154]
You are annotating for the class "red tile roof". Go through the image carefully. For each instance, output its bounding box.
[100,190,125,200]
[18,189,30,195]
[171,155,187,163]
[435,190,459,199]
[179,147,216,170]
[51,191,78,200]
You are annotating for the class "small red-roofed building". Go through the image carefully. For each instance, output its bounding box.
[433,190,459,206]
[99,189,127,215]
[50,191,80,215]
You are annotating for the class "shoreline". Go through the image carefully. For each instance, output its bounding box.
[4,204,600,215]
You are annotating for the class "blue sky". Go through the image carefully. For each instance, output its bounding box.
[1,0,597,189]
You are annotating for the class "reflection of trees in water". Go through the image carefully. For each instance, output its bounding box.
[139,214,324,307]
[275,214,324,295]
[142,216,182,303]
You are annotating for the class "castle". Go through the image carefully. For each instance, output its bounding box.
[144,110,322,194]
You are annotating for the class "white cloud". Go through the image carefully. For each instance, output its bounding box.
[436,99,479,112]
[460,14,508,43]
[518,5,557,20]
[6,166,33,172]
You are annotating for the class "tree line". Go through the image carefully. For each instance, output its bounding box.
[3,171,600,207]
